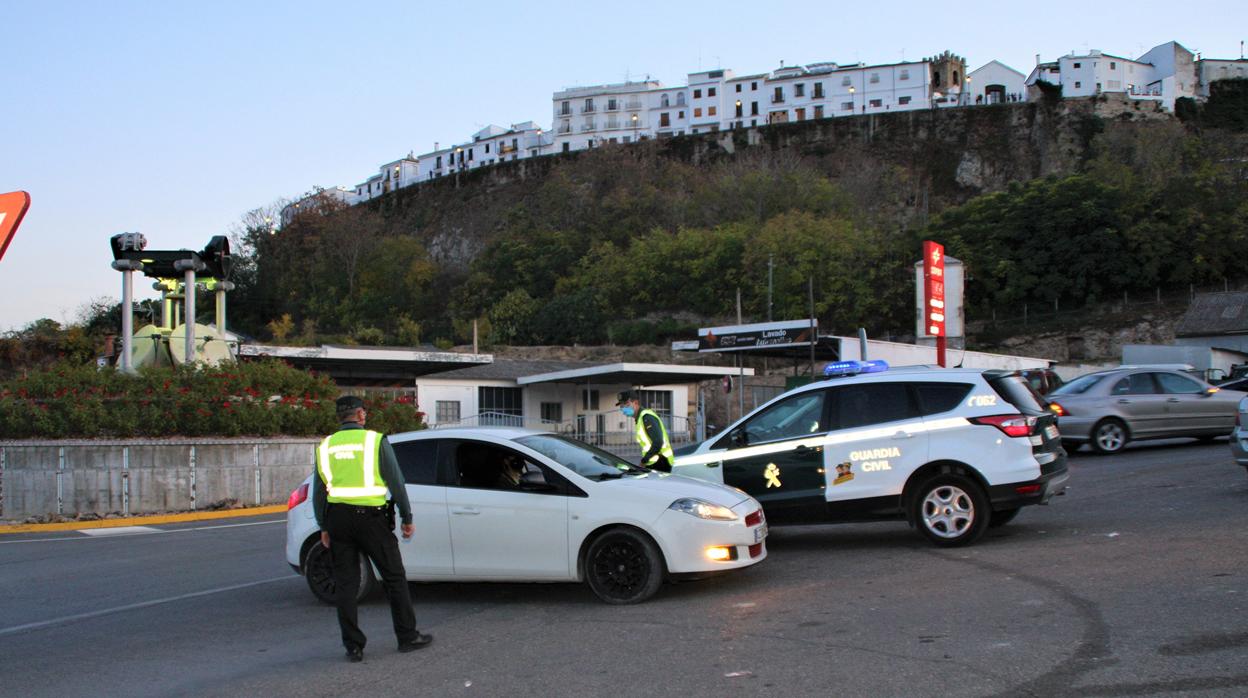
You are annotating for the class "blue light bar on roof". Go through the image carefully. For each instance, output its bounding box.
[823,359,890,378]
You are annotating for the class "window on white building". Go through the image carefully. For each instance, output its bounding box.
[479,387,522,425]
[582,389,600,410]
[900,69,910,80]
[841,101,853,111]
[708,106,716,116]
[870,72,880,83]
[694,88,702,98]
[813,82,824,98]
[661,94,670,107]
[795,83,805,97]
[869,98,882,107]
[435,401,461,424]
[540,402,562,423]
[736,84,742,92]
[584,98,594,112]
[708,87,716,97]
[842,76,852,86]
[1075,81,1082,88]
[899,95,911,105]
[1110,61,1117,70]
[751,81,758,90]
[694,107,702,117]
[1073,62,1081,69]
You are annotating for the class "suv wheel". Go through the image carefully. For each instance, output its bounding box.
[1091,419,1128,454]
[585,529,664,604]
[913,474,989,547]
[303,540,377,605]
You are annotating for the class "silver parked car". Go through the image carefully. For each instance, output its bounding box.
[1229,395,1248,479]
[1046,367,1240,454]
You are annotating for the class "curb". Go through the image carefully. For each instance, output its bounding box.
[0,504,287,534]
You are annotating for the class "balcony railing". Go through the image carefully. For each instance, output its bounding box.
[605,102,619,111]
[626,100,643,110]
[606,120,621,130]
[557,124,572,134]
[558,106,572,116]
[582,104,596,113]
[771,95,785,103]
[580,121,597,132]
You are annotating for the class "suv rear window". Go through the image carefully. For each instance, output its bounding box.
[914,383,973,415]
[986,374,1048,415]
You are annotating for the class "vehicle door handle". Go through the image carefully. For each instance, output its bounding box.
[1166,398,1180,403]
[1117,399,1131,404]
[450,507,480,516]
[892,431,914,439]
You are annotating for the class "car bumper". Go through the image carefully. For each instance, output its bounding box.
[653,500,768,574]
[1230,427,1248,468]
[1054,416,1098,442]
[986,457,1069,510]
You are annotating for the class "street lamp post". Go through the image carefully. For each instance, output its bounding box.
[455,146,464,188]
[631,113,638,142]
[963,76,972,106]
[849,85,856,115]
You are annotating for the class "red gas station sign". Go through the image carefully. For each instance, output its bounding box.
[0,191,31,264]
[923,240,946,337]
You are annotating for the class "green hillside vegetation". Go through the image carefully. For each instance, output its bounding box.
[227,105,1247,348]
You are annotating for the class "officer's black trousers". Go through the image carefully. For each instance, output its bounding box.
[325,504,418,649]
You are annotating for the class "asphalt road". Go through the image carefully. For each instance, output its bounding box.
[1,440,1245,697]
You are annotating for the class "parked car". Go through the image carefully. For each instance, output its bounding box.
[1047,367,1240,454]
[287,428,767,605]
[672,363,1067,547]
[1230,396,1248,479]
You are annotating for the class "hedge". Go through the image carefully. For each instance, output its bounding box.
[0,360,426,439]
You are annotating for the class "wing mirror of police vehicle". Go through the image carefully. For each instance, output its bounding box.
[519,470,556,492]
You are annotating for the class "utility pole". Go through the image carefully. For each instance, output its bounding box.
[808,276,816,378]
[767,254,774,322]
[736,287,745,420]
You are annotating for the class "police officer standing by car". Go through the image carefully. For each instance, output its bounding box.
[313,395,433,662]
[617,390,674,472]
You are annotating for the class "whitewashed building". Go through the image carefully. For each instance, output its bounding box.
[1025,41,1196,111]
[552,80,660,152]
[724,73,768,130]
[968,60,1026,104]
[650,84,691,137]
[1197,58,1248,97]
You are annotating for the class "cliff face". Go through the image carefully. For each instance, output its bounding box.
[366,94,1171,270]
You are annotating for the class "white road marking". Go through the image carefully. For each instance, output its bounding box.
[78,526,161,537]
[0,574,298,637]
[0,518,285,545]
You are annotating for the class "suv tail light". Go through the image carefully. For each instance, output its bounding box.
[971,414,1037,438]
[1048,401,1069,417]
[288,482,309,510]
[745,510,763,527]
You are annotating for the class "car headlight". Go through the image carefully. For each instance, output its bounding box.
[669,498,738,521]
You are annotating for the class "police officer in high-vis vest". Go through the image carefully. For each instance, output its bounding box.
[312,395,432,662]
[616,390,674,472]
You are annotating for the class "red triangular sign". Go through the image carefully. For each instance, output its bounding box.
[0,191,32,263]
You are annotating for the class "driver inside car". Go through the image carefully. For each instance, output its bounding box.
[495,454,525,489]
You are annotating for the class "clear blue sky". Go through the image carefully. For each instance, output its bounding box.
[2,0,1243,331]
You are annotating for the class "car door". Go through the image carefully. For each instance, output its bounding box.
[1154,371,1230,433]
[390,438,454,576]
[1107,372,1169,437]
[822,381,929,514]
[441,440,570,579]
[718,389,829,524]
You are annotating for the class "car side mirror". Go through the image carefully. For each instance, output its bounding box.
[519,470,556,492]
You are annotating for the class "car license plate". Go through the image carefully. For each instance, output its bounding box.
[754,524,768,543]
[1045,424,1059,440]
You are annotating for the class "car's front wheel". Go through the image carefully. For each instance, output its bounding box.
[584,528,665,604]
[913,473,989,547]
[303,539,377,605]
[1091,419,1128,454]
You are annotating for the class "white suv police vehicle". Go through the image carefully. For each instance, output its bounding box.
[672,362,1068,546]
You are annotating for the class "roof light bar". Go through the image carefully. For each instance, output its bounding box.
[823,360,889,378]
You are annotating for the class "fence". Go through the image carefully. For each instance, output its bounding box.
[0,438,319,521]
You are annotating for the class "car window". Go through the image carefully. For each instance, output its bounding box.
[1156,372,1204,394]
[914,383,974,415]
[516,434,645,480]
[1050,373,1107,395]
[987,374,1048,415]
[830,383,919,430]
[392,440,438,485]
[445,441,545,490]
[738,390,826,444]
[1112,373,1159,395]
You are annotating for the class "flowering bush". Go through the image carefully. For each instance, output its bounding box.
[0,360,425,438]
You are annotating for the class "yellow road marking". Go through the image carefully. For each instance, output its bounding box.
[0,505,286,534]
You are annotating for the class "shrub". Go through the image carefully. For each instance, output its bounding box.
[0,360,424,439]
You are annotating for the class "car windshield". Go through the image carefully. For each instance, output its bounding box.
[1049,373,1107,396]
[516,434,649,480]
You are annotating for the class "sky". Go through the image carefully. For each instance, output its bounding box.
[2,0,1245,332]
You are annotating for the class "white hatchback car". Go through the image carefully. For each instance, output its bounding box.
[286,428,767,605]
[673,363,1069,547]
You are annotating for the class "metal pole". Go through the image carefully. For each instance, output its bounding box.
[767,254,774,322]
[736,287,744,420]
[175,258,205,364]
[111,260,143,373]
[808,276,815,377]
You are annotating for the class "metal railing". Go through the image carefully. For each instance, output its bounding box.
[557,124,572,134]
[580,121,596,132]
[583,104,596,113]
[625,100,643,110]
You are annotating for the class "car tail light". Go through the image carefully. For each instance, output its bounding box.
[745,510,763,527]
[288,482,309,510]
[1048,402,1068,417]
[971,414,1037,438]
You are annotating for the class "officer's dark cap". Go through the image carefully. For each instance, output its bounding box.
[335,395,366,413]
[615,390,637,406]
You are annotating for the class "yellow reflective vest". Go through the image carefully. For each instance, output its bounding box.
[635,409,674,466]
[317,429,388,506]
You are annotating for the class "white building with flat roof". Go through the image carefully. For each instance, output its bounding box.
[1025,41,1196,111]
[1198,58,1248,97]
[552,80,661,152]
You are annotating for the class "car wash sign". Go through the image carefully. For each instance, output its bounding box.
[698,320,816,352]
[0,191,31,264]
[922,240,946,337]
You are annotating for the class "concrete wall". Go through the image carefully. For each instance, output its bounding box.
[0,438,320,520]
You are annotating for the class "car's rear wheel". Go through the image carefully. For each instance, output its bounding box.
[303,539,377,605]
[1091,419,1128,454]
[584,529,664,604]
[988,507,1021,528]
[913,474,989,547]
